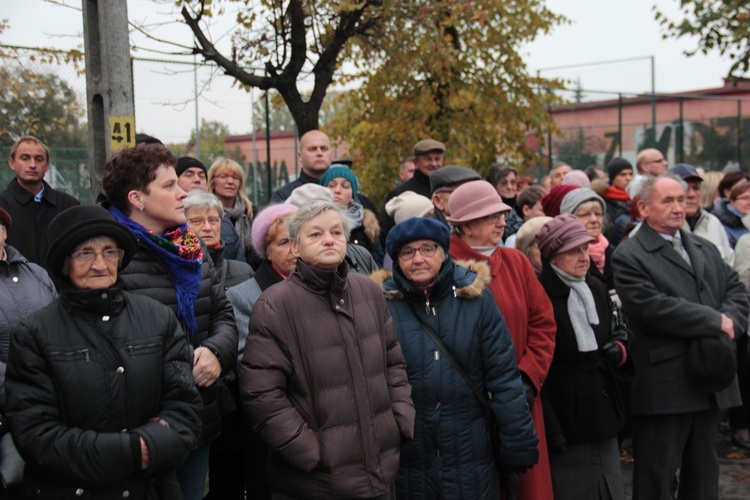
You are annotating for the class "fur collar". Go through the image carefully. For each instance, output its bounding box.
[362,209,381,244]
[370,259,490,301]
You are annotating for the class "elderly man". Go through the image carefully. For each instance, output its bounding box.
[428,165,480,228]
[627,148,669,198]
[271,130,334,203]
[613,175,748,500]
[379,139,446,243]
[0,136,79,271]
[240,200,414,499]
[378,217,538,499]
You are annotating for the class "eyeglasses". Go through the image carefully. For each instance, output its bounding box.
[187,217,222,226]
[70,248,125,263]
[216,174,241,181]
[398,243,439,261]
[480,212,508,224]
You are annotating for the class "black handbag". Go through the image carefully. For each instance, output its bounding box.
[406,303,520,500]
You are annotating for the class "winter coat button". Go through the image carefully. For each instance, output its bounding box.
[75,488,84,496]
[339,299,344,304]
[335,305,340,310]
[12,277,18,282]
[101,292,108,299]
[122,490,130,497]
[117,367,125,374]
[102,316,110,321]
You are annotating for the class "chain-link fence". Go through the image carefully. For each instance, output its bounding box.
[1,48,303,205]
[538,87,750,178]
[4,47,750,203]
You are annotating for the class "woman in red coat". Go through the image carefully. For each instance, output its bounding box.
[447,180,556,500]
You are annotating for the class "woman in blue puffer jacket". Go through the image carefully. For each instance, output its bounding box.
[375,217,538,499]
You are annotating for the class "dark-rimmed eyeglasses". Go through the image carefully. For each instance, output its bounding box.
[398,243,439,261]
[70,248,124,263]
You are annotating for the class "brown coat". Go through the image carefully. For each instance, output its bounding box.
[240,259,415,499]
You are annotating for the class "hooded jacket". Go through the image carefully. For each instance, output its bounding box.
[240,259,414,499]
[376,258,538,499]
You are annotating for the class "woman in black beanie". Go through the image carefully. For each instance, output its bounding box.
[5,205,202,499]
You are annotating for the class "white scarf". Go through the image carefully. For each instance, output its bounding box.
[551,263,599,352]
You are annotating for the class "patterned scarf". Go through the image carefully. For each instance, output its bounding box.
[346,201,365,227]
[109,205,203,335]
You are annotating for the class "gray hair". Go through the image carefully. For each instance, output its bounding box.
[183,190,225,218]
[637,174,687,205]
[286,200,354,245]
[62,236,118,276]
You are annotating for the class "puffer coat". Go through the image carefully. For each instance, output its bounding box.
[6,286,202,499]
[240,259,415,499]
[377,259,538,500]
[118,241,238,443]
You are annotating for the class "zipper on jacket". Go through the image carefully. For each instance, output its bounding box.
[50,348,90,362]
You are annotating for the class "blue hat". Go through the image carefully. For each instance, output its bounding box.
[320,165,359,201]
[670,163,702,182]
[386,217,450,261]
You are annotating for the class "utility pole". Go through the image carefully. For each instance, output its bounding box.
[82,0,135,200]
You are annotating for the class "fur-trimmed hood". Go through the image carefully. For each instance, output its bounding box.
[362,209,381,244]
[371,258,490,301]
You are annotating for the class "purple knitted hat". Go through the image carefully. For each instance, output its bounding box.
[251,203,298,259]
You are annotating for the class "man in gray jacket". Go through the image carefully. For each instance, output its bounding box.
[613,175,748,500]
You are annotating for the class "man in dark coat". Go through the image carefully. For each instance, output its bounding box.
[378,139,445,245]
[270,130,333,203]
[612,175,749,500]
[0,136,79,271]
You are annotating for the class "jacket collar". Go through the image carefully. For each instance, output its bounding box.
[375,258,490,302]
[7,178,52,205]
[292,258,349,297]
[255,259,285,291]
[634,222,704,279]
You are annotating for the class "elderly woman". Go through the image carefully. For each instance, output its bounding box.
[447,180,556,500]
[240,200,414,499]
[378,217,538,499]
[286,184,379,275]
[536,214,627,500]
[208,157,260,268]
[5,205,201,498]
[184,190,254,291]
[223,203,298,499]
[321,165,384,266]
[560,188,614,289]
[715,179,750,248]
[102,144,238,500]
[0,208,57,493]
[183,190,253,500]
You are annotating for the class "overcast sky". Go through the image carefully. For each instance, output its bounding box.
[2,0,740,141]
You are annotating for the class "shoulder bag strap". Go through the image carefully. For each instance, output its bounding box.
[404,301,492,414]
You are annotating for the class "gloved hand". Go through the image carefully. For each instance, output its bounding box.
[602,341,626,367]
[520,373,537,409]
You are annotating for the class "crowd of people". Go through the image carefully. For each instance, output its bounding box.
[0,131,747,500]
